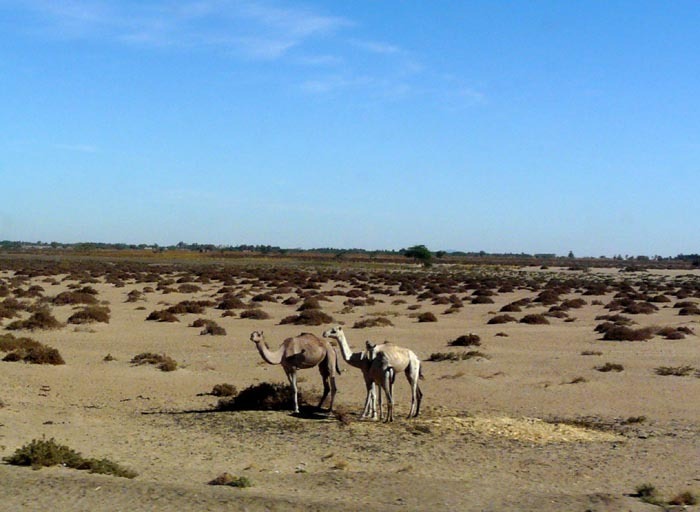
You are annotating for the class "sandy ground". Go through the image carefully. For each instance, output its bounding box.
[0,262,698,511]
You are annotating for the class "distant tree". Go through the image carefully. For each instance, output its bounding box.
[435,250,446,259]
[567,250,575,259]
[403,245,433,267]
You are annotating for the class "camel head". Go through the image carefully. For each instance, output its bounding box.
[249,331,264,344]
[364,340,378,360]
[322,326,343,339]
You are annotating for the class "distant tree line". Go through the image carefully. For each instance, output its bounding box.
[0,240,697,265]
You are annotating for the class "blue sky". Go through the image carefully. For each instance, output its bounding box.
[1,1,699,256]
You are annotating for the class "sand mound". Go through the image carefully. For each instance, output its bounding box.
[417,415,622,444]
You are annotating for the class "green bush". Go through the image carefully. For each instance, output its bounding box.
[3,437,136,478]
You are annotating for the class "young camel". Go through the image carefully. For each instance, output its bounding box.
[249,331,340,414]
[322,326,423,421]
[365,340,423,422]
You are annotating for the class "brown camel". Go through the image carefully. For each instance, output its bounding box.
[249,331,340,413]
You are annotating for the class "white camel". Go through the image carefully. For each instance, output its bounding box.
[322,326,423,421]
[365,340,423,422]
[322,326,379,419]
[249,331,340,414]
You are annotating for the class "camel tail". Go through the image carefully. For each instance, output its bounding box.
[419,366,425,381]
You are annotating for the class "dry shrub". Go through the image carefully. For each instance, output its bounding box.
[679,305,700,315]
[167,300,213,315]
[595,314,634,326]
[251,293,277,303]
[200,322,227,336]
[177,283,202,294]
[471,296,494,305]
[208,472,252,488]
[500,303,522,312]
[240,309,270,320]
[561,298,587,309]
[429,350,487,362]
[0,333,65,365]
[67,305,110,324]
[297,298,321,311]
[353,317,394,329]
[145,310,180,322]
[449,334,481,347]
[668,491,698,506]
[280,310,334,326]
[52,291,98,306]
[3,437,136,478]
[520,314,550,325]
[210,383,238,397]
[130,352,177,371]
[654,365,695,376]
[217,296,247,310]
[488,314,517,325]
[417,312,437,323]
[623,301,658,315]
[655,326,685,340]
[601,325,656,341]
[6,308,62,331]
[595,362,624,372]
[125,290,143,303]
[216,382,297,411]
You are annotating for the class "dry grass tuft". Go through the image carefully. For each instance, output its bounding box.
[353,316,394,329]
[280,310,334,326]
[130,352,177,371]
[208,472,252,488]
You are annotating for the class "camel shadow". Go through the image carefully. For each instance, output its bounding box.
[142,403,335,421]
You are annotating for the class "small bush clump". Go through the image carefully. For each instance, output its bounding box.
[353,317,394,329]
[595,362,624,372]
[210,383,238,397]
[654,365,695,377]
[448,334,481,347]
[145,310,180,322]
[67,305,110,324]
[130,352,177,372]
[216,382,297,411]
[208,472,252,488]
[240,309,271,320]
[3,437,137,478]
[0,334,65,365]
[428,351,487,362]
[417,312,437,323]
[520,314,550,325]
[488,314,517,325]
[5,308,62,331]
[601,325,655,341]
[280,310,334,326]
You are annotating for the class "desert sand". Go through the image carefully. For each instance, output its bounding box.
[0,257,698,511]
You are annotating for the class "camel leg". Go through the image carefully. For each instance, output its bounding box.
[286,370,300,414]
[414,385,423,418]
[383,368,395,423]
[407,365,420,418]
[327,375,337,412]
[317,366,330,410]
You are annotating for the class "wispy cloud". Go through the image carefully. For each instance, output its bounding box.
[10,0,350,59]
[350,39,402,55]
[53,143,98,153]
